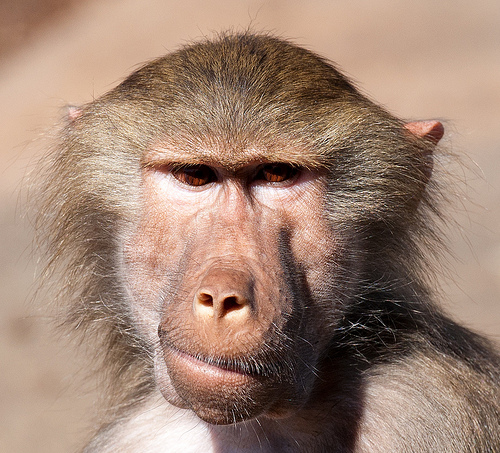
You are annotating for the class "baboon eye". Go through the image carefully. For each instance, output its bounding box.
[256,163,298,183]
[172,165,217,186]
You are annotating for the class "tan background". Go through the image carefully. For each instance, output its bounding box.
[1,1,499,451]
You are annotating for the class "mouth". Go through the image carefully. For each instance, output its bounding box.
[164,342,284,377]
[163,345,260,392]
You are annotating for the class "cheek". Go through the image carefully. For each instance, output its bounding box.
[287,191,339,274]
[121,196,185,339]
[292,217,341,305]
[285,191,360,327]
[122,226,165,341]
[124,175,198,282]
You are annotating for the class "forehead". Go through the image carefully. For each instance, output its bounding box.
[110,35,362,172]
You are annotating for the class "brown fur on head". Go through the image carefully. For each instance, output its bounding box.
[37,32,444,418]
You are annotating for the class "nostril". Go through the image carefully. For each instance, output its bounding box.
[223,296,242,313]
[198,293,213,307]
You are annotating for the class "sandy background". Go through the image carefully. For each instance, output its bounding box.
[1,1,499,451]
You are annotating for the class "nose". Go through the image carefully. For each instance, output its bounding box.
[194,268,253,320]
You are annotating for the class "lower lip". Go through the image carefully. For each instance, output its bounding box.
[165,347,255,387]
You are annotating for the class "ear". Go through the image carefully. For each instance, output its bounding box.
[66,105,83,123]
[404,121,443,185]
[404,120,444,145]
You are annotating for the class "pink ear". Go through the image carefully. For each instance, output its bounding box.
[404,121,444,144]
[67,105,82,122]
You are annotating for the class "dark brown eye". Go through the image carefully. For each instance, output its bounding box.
[256,163,298,183]
[172,165,217,186]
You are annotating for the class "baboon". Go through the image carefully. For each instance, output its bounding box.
[38,33,500,452]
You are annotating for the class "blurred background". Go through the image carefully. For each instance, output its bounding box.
[1,0,499,451]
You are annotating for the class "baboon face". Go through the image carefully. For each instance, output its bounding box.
[123,143,353,424]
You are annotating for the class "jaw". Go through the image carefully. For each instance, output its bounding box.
[153,344,317,425]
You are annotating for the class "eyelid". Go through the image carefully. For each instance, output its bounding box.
[150,162,302,186]
[254,163,300,184]
[169,164,218,187]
